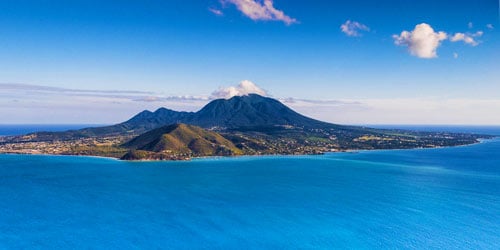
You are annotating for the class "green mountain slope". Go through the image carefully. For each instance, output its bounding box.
[121,124,242,160]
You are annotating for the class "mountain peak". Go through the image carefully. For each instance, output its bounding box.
[191,93,327,128]
[154,107,178,113]
[66,94,332,137]
[124,94,331,131]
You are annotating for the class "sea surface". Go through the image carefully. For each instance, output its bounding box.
[0,124,106,137]
[0,126,499,249]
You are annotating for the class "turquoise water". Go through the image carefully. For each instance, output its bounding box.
[0,127,499,249]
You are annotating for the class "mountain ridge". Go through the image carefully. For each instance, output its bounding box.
[28,94,336,139]
[1,93,491,160]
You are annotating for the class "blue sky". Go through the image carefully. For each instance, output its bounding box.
[1,0,499,124]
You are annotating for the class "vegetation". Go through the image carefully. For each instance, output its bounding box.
[0,94,494,160]
[121,124,242,160]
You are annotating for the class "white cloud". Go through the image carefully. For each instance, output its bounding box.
[134,95,209,103]
[209,8,224,16]
[210,80,268,99]
[280,98,361,106]
[340,20,370,37]
[0,83,209,124]
[393,23,448,59]
[486,24,494,29]
[0,83,153,95]
[285,97,500,125]
[3,83,500,125]
[223,0,297,25]
[453,52,459,59]
[450,31,482,46]
[0,82,210,106]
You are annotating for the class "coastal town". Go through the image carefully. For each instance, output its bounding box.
[0,124,489,160]
[0,135,130,158]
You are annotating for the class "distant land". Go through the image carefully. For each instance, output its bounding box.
[0,94,493,160]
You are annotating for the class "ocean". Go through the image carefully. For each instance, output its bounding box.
[0,126,499,249]
[0,124,106,137]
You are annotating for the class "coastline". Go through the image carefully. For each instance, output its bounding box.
[1,136,496,162]
[0,152,121,161]
[341,136,498,154]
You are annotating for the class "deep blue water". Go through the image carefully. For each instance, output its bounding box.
[0,124,106,136]
[0,126,499,249]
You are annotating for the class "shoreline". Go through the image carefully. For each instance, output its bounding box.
[0,152,121,161]
[1,136,496,162]
[341,136,498,154]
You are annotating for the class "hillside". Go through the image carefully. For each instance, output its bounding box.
[1,94,492,159]
[121,124,242,160]
[21,94,335,141]
[185,94,332,129]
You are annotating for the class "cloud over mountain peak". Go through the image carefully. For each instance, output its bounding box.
[210,80,268,99]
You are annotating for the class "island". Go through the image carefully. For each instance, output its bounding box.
[0,94,493,160]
